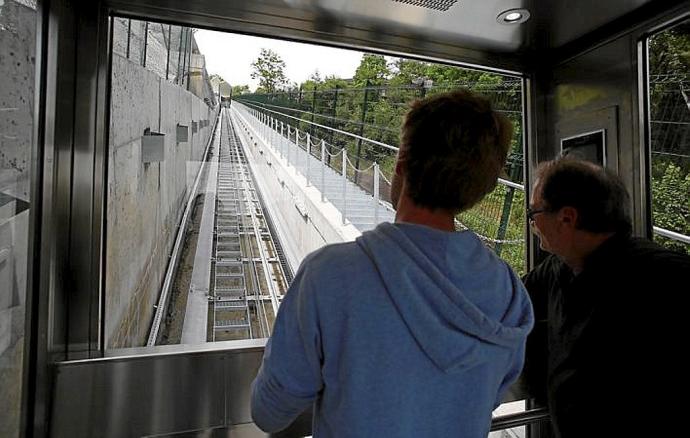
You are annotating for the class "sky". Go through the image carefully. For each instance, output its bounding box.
[194,30,365,91]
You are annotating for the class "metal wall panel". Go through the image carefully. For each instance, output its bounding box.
[50,342,265,438]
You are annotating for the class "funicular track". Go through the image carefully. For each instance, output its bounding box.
[210,110,289,341]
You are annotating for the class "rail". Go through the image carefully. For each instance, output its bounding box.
[653,226,690,244]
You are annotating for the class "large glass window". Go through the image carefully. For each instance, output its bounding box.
[105,23,527,353]
[648,20,690,254]
[1,0,37,436]
[103,20,528,436]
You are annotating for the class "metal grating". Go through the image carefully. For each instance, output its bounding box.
[210,110,289,341]
[391,0,458,12]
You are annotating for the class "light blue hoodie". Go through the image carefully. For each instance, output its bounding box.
[251,222,534,437]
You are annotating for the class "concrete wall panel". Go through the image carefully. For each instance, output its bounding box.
[106,54,216,348]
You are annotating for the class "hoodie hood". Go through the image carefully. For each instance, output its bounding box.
[357,222,534,373]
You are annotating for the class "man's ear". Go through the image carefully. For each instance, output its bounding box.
[558,206,578,229]
[395,151,406,176]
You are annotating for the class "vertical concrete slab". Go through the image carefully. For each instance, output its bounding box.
[106,54,216,347]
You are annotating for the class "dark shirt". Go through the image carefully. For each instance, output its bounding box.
[523,234,690,438]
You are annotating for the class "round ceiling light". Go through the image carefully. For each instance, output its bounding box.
[497,8,530,25]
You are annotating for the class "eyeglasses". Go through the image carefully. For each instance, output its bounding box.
[526,207,547,222]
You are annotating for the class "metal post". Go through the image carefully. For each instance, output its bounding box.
[280,122,284,159]
[355,80,371,183]
[495,162,521,255]
[165,24,172,80]
[374,163,380,224]
[142,21,149,67]
[186,29,193,91]
[342,148,348,224]
[175,27,183,84]
[328,85,339,148]
[321,140,326,202]
[126,19,132,59]
[306,133,311,186]
[287,126,292,165]
[309,87,317,138]
[295,128,300,169]
[180,28,188,87]
[269,116,276,150]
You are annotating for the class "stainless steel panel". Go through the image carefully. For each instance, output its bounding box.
[532,0,655,48]
[536,36,640,232]
[225,348,264,425]
[103,0,684,72]
[106,0,526,73]
[51,341,265,438]
[69,0,109,360]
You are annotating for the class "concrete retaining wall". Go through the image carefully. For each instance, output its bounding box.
[106,54,217,348]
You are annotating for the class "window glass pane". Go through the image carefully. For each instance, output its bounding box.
[648,21,690,254]
[1,0,37,436]
[106,24,527,352]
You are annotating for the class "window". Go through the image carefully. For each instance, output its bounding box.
[105,23,527,352]
[648,20,690,254]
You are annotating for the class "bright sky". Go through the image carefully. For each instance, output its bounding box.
[194,30,364,91]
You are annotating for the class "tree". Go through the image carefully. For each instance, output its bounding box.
[353,54,389,87]
[250,48,288,94]
[231,84,250,95]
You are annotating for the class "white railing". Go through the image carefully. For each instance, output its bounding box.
[235,101,530,247]
[234,102,393,226]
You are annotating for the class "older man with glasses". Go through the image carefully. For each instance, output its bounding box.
[522,158,690,438]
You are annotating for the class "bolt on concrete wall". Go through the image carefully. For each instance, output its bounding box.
[106,53,217,348]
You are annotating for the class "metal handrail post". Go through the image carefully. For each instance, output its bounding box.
[321,140,326,202]
[373,162,380,224]
[286,124,290,160]
[280,122,284,159]
[292,128,298,168]
[306,133,311,186]
[342,148,347,225]
[295,128,299,169]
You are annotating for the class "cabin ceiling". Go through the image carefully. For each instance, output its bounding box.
[107,0,681,71]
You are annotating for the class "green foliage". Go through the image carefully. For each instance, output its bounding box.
[353,54,389,86]
[649,23,690,79]
[651,162,690,254]
[648,23,690,254]
[250,48,288,94]
[458,186,526,275]
[231,84,250,95]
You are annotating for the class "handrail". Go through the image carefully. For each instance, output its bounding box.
[238,101,525,193]
[490,408,550,431]
[237,100,400,151]
[653,226,690,244]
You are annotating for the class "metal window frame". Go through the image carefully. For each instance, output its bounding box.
[26,2,536,434]
[637,9,690,244]
[26,0,113,435]
[30,1,690,436]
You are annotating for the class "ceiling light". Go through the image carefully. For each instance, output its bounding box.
[497,8,530,25]
[505,12,522,21]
